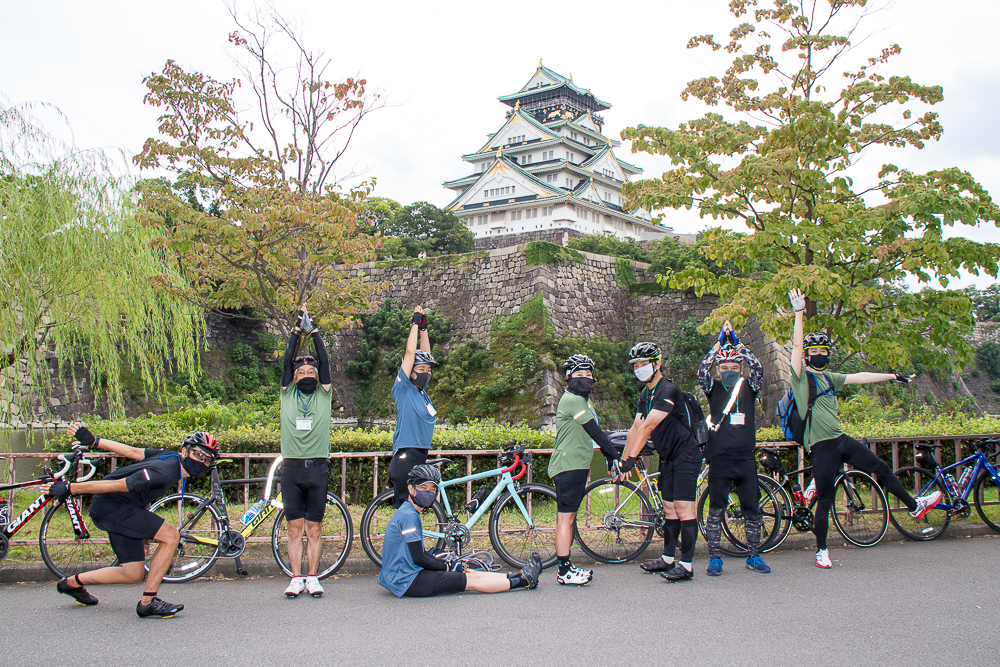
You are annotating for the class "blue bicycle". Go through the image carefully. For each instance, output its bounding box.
[889,438,1000,540]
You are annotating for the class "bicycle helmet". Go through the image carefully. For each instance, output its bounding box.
[182,432,219,460]
[628,342,662,363]
[564,353,596,378]
[716,346,743,364]
[802,332,831,350]
[407,463,442,487]
[413,350,437,368]
[293,354,318,372]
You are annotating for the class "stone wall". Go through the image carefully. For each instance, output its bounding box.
[971,322,1000,347]
[473,228,587,251]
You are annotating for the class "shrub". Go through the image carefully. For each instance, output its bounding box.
[977,341,1000,378]
[524,241,583,265]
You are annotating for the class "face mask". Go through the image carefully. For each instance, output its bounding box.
[412,372,431,390]
[296,377,318,394]
[412,489,437,509]
[634,364,655,383]
[567,377,593,396]
[807,354,829,370]
[720,370,741,387]
[182,457,209,478]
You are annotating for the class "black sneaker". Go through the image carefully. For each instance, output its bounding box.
[57,577,98,606]
[661,563,694,583]
[136,597,184,618]
[640,558,673,573]
[521,552,542,590]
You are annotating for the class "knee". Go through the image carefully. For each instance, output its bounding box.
[158,525,179,546]
[870,459,893,481]
[121,563,146,583]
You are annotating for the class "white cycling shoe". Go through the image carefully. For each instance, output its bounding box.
[284,576,305,598]
[305,576,324,597]
[815,549,832,569]
[557,565,594,586]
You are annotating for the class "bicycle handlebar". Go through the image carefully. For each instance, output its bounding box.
[51,452,97,483]
[500,454,520,474]
[513,462,527,481]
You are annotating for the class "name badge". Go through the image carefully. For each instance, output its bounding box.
[296,417,313,431]
[426,404,437,417]
[730,413,745,426]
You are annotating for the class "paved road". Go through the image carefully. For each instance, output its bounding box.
[1,536,996,666]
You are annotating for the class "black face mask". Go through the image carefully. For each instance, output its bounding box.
[807,354,829,370]
[182,457,209,478]
[567,377,594,397]
[296,377,318,394]
[720,370,741,387]
[412,372,431,390]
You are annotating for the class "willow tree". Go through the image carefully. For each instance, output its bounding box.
[0,101,201,426]
[623,0,1000,372]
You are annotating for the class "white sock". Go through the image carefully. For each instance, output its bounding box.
[660,555,675,565]
[679,561,693,572]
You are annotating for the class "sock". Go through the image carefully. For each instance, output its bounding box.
[663,518,681,559]
[679,519,698,563]
[557,556,572,577]
[141,591,158,602]
[660,554,675,565]
[507,572,528,590]
[679,561,693,572]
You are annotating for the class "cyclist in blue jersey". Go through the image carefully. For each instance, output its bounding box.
[378,465,541,597]
[389,306,438,509]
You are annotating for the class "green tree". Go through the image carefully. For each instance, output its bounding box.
[963,285,1000,322]
[622,0,1000,373]
[0,100,201,424]
[567,234,649,262]
[371,201,475,258]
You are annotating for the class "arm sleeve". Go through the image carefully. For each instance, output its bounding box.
[281,332,301,388]
[407,540,448,571]
[312,331,331,385]
[742,347,764,393]
[698,348,717,395]
[581,420,618,462]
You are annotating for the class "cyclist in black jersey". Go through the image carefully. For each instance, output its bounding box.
[41,424,217,618]
[698,321,770,576]
[618,342,703,583]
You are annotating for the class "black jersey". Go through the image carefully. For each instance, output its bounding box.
[704,379,757,460]
[636,378,697,461]
[90,449,183,516]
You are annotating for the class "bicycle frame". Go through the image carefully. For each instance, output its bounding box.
[595,460,662,529]
[430,457,532,538]
[0,453,96,544]
[914,450,1000,511]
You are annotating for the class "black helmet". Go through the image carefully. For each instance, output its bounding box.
[407,463,441,487]
[413,350,437,367]
[564,354,595,378]
[628,342,662,364]
[803,332,831,350]
[182,432,219,460]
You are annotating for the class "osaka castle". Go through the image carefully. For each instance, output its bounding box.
[444,62,673,247]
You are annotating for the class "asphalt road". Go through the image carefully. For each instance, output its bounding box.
[1,536,996,667]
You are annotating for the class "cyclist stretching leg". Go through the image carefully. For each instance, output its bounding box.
[787,290,941,568]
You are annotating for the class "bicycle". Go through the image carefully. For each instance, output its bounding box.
[359,443,558,569]
[888,439,1000,540]
[146,455,353,583]
[754,446,889,549]
[0,445,113,579]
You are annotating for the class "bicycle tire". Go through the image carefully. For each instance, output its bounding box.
[39,497,116,580]
[573,478,654,564]
[271,492,354,580]
[888,466,950,540]
[831,470,888,547]
[696,478,780,557]
[757,475,792,552]
[488,483,559,569]
[973,470,1000,532]
[359,488,447,567]
[147,493,222,583]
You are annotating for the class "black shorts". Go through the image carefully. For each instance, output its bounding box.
[402,570,468,597]
[281,459,330,522]
[390,448,429,509]
[90,501,165,564]
[553,469,590,513]
[658,446,703,503]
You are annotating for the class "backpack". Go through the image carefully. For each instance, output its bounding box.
[674,390,710,447]
[777,371,834,444]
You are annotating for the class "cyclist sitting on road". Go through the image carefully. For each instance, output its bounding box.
[280,304,334,598]
[698,322,770,576]
[389,306,438,510]
[619,342,703,583]
[549,354,620,586]
[41,424,217,618]
[377,464,542,597]
[787,289,942,569]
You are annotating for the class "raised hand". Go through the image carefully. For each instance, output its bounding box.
[788,289,806,313]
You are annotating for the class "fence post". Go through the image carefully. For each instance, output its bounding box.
[341,457,347,502]
[244,455,250,513]
[891,440,899,472]
[466,456,473,504]
[954,438,962,477]
[798,446,805,490]
[373,455,379,500]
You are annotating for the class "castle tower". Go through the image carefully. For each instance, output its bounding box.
[443,62,673,247]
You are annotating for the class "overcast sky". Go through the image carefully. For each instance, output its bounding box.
[3,0,997,288]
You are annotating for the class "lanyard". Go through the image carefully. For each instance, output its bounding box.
[645,379,661,416]
[296,390,315,417]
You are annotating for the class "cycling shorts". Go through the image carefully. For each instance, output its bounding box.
[659,445,703,503]
[390,448,429,509]
[553,468,590,513]
[402,570,467,597]
[281,459,329,522]
[90,501,165,564]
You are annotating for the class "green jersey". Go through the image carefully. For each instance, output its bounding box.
[280,384,333,459]
[788,369,847,452]
[548,391,600,477]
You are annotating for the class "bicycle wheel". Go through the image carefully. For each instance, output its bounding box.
[39,497,116,580]
[973,470,1000,532]
[574,479,654,564]
[696,479,780,557]
[359,488,447,567]
[489,483,559,569]
[147,493,222,583]
[831,470,888,547]
[888,466,950,540]
[272,493,353,580]
[758,475,792,552]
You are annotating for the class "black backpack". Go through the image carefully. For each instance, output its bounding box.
[674,390,710,447]
[777,371,834,444]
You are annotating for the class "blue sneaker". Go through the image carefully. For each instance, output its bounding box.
[745,555,771,573]
[706,557,723,576]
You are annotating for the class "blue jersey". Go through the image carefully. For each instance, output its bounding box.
[391,368,436,453]
[377,501,425,598]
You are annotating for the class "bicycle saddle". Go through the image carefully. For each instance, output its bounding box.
[426,457,451,467]
[914,443,939,451]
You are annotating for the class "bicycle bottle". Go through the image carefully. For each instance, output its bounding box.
[944,473,961,496]
[792,483,806,506]
[240,499,266,526]
[956,467,973,491]
[803,479,817,504]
